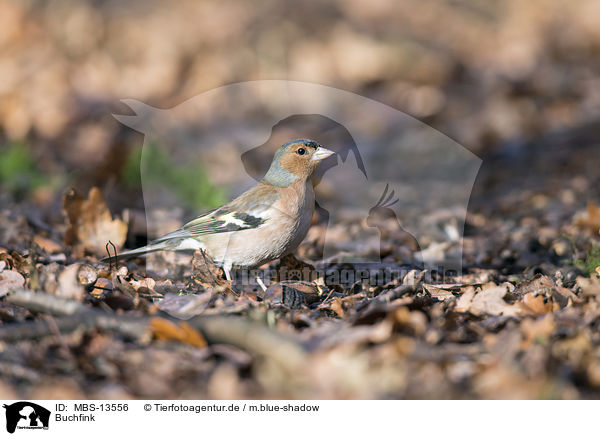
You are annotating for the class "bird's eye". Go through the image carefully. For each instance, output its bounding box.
[297,148,306,155]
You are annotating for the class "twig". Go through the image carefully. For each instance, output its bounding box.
[353,284,416,313]
[6,289,86,316]
[0,361,41,383]
[0,307,149,342]
[321,287,336,303]
[187,316,307,371]
[106,241,117,271]
[370,284,415,305]
[1,289,307,373]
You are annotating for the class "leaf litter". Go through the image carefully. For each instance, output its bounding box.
[0,183,600,400]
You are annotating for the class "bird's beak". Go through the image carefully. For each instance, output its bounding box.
[311,147,335,161]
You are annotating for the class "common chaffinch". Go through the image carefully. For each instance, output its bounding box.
[105,139,335,287]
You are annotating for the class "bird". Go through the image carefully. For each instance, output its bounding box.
[103,139,335,289]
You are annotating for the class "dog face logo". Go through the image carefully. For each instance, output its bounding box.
[3,402,50,433]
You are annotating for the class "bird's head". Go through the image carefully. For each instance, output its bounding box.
[262,139,335,187]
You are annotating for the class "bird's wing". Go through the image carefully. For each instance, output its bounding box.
[152,182,279,242]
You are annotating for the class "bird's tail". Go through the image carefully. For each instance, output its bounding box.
[99,241,170,263]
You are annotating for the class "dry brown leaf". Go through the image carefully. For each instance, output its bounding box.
[576,275,600,297]
[423,283,478,301]
[156,292,213,319]
[263,281,322,308]
[516,275,555,296]
[454,286,478,312]
[41,263,96,301]
[150,318,207,348]
[130,277,156,292]
[551,285,580,307]
[391,306,427,336]
[55,264,86,301]
[88,277,113,299]
[63,187,127,257]
[455,283,521,316]
[553,333,592,361]
[424,283,481,291]
[521,315,556,347]
[574,202,600,234]
[0,270,25,297]
[0,251,31,276]
[77,264,98,287]
[424,287,454,301]
[402,269,427,286]
[277,253,316,282]
[519,293,556,315]
[329,297,345,318]
[190,250,232,293]
[33,235,62,254]
[517,274,579,307]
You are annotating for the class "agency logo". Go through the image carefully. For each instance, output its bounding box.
[2,402,50,434]
[114,80,481,287]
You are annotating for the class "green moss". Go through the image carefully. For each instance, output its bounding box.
[122,142,226,210]
[0,142,46,196]
[573,243,600,277]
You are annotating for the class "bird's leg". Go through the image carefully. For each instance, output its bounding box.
[222,260,233,282]
[256,275,268,292]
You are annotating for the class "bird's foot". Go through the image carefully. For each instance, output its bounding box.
[256,276,268,292]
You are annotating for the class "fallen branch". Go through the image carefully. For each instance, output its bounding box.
[6,289,88,316]
[1,289,307,373]
[187,316,307,371]
[370,284,416,305]
[352,284,416,314]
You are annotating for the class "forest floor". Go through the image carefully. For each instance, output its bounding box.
[1,130,600,399]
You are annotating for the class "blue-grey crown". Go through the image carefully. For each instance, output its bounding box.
[282,139,320,150]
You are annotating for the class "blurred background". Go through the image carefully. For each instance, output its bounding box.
[1,0,599,216]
